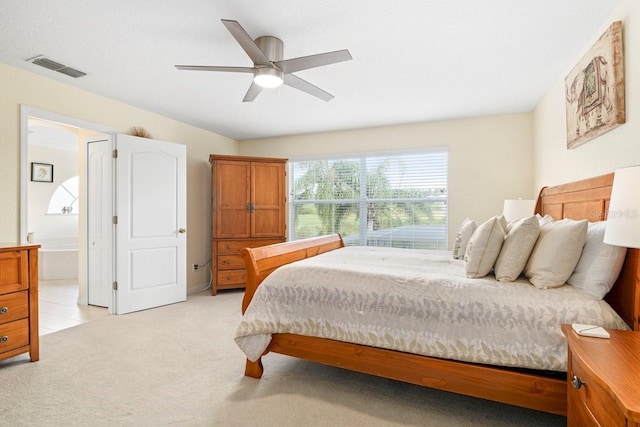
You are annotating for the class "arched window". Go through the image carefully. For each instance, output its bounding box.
[47,176,79,214]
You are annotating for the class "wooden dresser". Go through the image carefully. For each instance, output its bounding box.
[562,324,640,426]
[0,244,39,362]
[209,155,287,295]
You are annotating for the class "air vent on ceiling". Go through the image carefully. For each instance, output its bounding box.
[56,67,87,78]
[27,55,87,78]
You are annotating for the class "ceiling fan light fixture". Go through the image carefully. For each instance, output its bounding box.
[175,20,352,101]
[254,67,283,88]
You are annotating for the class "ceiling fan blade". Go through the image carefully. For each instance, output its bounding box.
[221,19,271,66]
[175,65,254,73]
[242,81,263,102]
[275,49,352,74]
[283,74,334,101]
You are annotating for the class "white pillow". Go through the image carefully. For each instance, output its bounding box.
[453,218,477,259]
[536,213,555,225]
[568,221,627,299]
[494,215,540,282]
[506,217,521,232]
[464,215,507,278]
[524,219,588,289]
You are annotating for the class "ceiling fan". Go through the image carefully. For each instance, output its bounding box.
[175,19,352,102]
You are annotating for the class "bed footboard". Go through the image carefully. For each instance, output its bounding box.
[240,234,345,313]
[239,234,345,380]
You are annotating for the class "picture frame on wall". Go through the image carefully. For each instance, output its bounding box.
[565,20,625,149]
[31,162,54,183]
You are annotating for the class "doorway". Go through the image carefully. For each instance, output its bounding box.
[21,106,112,332]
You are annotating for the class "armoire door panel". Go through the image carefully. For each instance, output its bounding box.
[214,161,251,238]
[252,210,284,237]
[252,162,284,206]
[218,162,250,207]
[251,162,285,237]
[219,210,252,237]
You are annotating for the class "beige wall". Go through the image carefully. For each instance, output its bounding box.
[533,0,640,191]
[0,63,238,292]
[240,113,534,247]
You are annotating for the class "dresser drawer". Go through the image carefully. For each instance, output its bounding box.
[569,352,625,426]
[217,269,246,286]
[0,318,30,354]
[217,255,245,270]
[0,291,29,324]
[217,239,283,255]
[0,250,29,295]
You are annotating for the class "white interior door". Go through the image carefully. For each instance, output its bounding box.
[87,137,113,307]
[114,134,187,314]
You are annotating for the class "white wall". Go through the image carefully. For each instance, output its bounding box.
[28,145,79,242]
[240,113,534,247]
[533,0,640,190]
[0,63,238,293]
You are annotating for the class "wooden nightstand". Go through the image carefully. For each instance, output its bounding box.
[562,324,640,426]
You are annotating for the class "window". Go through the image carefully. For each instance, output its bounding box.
[288,149,448,249]
[47,176,79,214]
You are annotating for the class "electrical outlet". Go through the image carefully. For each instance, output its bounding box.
[192,264,199,271]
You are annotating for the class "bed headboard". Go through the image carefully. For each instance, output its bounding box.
[536,173,640,331]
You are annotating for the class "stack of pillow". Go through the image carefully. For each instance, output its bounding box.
[453,214,627,299]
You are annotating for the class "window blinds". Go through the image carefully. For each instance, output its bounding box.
[288,148,448,249]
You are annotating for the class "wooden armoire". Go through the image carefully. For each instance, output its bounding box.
[209,155,287,295]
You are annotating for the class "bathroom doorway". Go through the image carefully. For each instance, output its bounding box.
[21,106,112,333]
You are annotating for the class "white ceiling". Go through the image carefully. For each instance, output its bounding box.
[1,1,622,140]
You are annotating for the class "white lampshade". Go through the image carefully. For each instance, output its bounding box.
[503,199,536,222]
[604,165,640,248]
[253,67,284,88]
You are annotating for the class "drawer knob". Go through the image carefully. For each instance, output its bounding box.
[0,336,8,343]
[572,375,585,390]
[0,306,8,314]
[226,244,232,250]
[226,275,231,280]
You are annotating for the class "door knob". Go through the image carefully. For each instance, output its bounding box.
[178,228,186,234]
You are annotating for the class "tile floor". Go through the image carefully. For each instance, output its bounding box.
[39,279,110,335]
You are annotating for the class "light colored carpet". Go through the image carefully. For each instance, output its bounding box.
[0,290,565,426]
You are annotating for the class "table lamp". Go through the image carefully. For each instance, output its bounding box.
[603,165,640,248]
[503,199,536,222]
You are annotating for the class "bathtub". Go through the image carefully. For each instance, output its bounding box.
[37,238,79,281]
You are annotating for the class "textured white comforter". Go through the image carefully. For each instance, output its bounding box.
[235,246,629,372]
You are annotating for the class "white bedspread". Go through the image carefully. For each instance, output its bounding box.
[235,246,629,372]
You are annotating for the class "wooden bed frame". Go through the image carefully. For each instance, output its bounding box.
[239,173,640,416]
